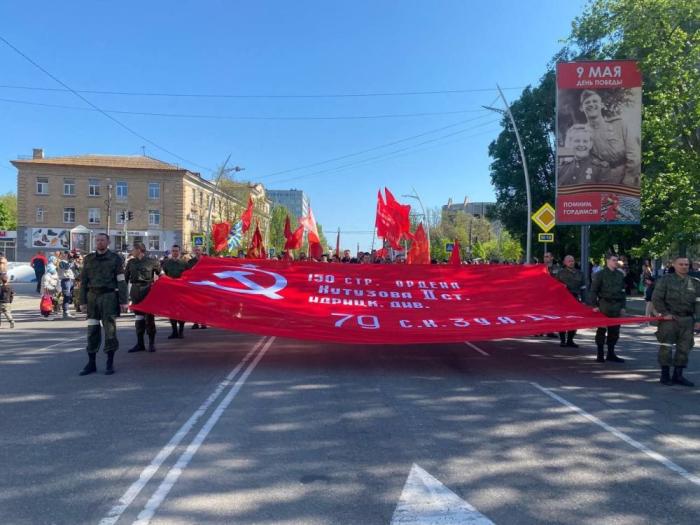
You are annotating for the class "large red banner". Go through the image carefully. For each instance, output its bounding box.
[135,257,646,344]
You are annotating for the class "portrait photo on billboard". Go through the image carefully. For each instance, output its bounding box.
[555,60,642,225]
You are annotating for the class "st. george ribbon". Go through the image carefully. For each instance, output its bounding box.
[135,257,649,344]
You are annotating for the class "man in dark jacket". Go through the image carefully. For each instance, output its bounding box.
[557,255,585,347]
[589,253,627,363]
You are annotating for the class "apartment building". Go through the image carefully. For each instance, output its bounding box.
[11,149,268,259]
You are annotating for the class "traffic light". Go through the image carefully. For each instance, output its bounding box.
[128,211,134,221]
[118,211,125,221]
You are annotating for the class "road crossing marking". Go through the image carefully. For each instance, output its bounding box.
[531,382,700,487]
[391,463,495,524]
[98,336,270,525]
[133,336,276,525]
[464,342,489,356]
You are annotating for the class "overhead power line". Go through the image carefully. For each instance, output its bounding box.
[0,83,527,99]
[0,36,213,173]
[0,95,490,121]
[257,112,495,180]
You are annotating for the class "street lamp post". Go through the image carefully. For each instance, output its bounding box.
[402,186,430,255]
[483,84,533,264]
[204,155,245,253]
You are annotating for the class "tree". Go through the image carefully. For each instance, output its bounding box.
[0,192,17,230]
[268,205,291,254]
[569,0,700,257]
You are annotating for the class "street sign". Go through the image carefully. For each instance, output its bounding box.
[192,235,205,246]
[532,203,556,232]
[268,247,276,258]
[538,233,554,243]
[445,242,454,253]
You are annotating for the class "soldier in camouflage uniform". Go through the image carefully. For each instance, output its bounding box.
[557,255,585,348]
[187,245,207,330]
[161,244,188,339]
[125,242,161,353]
[652,256,700,387]
[589,253,626,363]
[79,233,128,376]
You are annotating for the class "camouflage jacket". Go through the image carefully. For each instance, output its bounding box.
[652,273,700,319]
[125,256,161,285]
[557,267,584,299]
[161,257,188,279]
[80,250,127,304]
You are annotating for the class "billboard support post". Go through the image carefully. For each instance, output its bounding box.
[581,225,590,289]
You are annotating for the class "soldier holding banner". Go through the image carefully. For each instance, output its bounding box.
[557,255,585,347]
[589,253,626,363]
[125,242,161,353]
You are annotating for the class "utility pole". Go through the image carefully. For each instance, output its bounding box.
[105,179,113,247]
[402,186,430,255]
[205,155,245,253]
[483,84,533,264]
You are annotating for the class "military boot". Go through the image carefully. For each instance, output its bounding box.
[168,320,179,339]
[79,353,97,376]
[565,332,579,348]
[606,345,625,363]
[178,322,185,339]
[596,345,605,362]
[672,367,694,387]
[128,330,146,353]
[148,334,156,353]
[559,332,567,347]
[660,366,673,385]
[105,351,115,375]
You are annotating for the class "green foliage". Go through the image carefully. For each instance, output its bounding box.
[268,205,290,254]
[0,193,17,230]
[481,230,524,262]
[489,0,698,260]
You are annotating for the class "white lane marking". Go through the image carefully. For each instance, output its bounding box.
[98,336,269,525]
[133,336,276,525]
[391,463,495,524]
[464,342,489,356]
[532,382,700,487]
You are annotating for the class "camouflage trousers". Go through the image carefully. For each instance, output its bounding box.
[0,303,13,324]
[657,316,695,367]
[86,291,119,354]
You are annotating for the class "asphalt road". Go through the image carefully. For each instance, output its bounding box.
[1,284,699,524]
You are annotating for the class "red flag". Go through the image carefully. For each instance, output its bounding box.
[247,221,265,259]
[299,207,320,244]
[241,196,254,234]
[334,230,340,258]
[211,222,231,253]
[284,215,292,240]
[375,190,389,237]
[407,223,430,264]
[384,188,411,235]
[137,259,653,345]
[449,238,461,265]
[284,225,304,250]
[309,242,323,261]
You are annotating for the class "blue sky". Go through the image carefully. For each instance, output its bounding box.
[0,0,586,250]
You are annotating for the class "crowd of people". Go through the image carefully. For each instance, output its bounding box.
[2,237,698,388]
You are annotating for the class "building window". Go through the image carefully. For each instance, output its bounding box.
[36,177,49,195]
[63,207,76,224]
[199,191,204,207]
[116,210,125,225]
[88,179,101,196]
[148,182,160,200]
[147,235,160,251]
[88,208,101,224]
[63,178,76,196]
[116,181,128,200]
[148,209,160,226]
[36,207,45,223]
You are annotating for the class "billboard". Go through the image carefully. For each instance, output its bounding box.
[31,228,70,249]
[555,60,642,224]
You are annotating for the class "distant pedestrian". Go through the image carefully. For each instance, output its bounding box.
[161,244,188,339]
[57,253,76,318]
[589,253,626,363]
[31,251,47,293]
[41,263,60,317]
[0,273,15,328]
[0,251,8,278]
[557,255,584,347]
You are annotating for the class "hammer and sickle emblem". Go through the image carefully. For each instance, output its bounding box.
[191,264,287,300]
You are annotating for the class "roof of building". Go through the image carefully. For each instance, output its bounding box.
[12,154,186,171]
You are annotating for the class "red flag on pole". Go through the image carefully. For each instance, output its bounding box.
[309,242,323,261]
[299,207,320,244]
[211,222,231,253]
[247,221,266,259]
[284,215,292,240]
[284,225,304,250]
[407,223,430,264]
[241,196,254,234]
[384,188,411,235]
[449,238,462,265]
